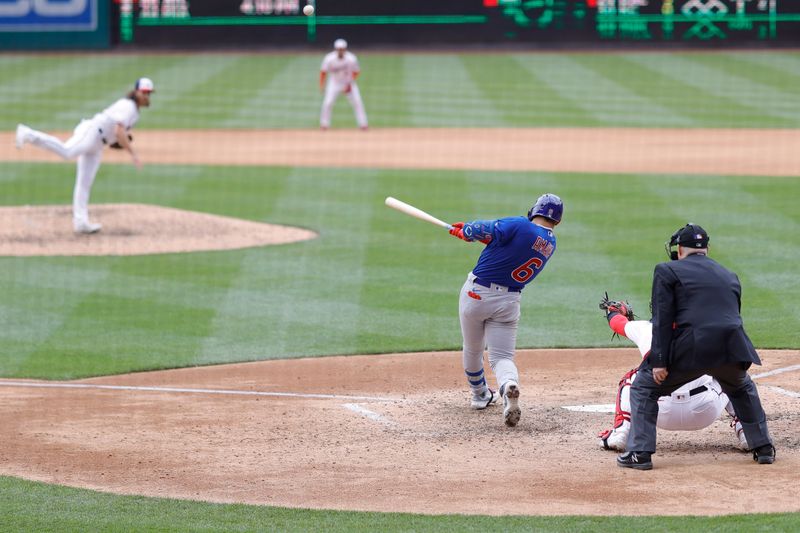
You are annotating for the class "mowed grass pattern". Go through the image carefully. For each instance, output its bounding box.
[0,163,797,378]
[1,51,799,530]
[2,50,800,129]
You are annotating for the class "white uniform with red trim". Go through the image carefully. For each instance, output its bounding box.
[19,97,141,230]
[599,319,746,451]
[319,45,368,129]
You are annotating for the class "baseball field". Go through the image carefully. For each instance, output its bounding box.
[1,50,799,531]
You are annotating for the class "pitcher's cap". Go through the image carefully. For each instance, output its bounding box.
[135,77,155,93]
[334,38,348,49]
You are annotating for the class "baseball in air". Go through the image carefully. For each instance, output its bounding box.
[303,4,314,16]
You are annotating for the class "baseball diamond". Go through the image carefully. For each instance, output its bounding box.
[2,47,800,530]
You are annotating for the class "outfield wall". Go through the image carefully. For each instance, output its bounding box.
[4,1,799,51]
[113,1,800,48]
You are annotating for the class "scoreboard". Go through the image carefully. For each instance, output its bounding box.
[118,1,800,46]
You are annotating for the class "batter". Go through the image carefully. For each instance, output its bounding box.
[16,78,154,234]
[598,304,748,451]
[319,39,368,130]
[450,193,562,427]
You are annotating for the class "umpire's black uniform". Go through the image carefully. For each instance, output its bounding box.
[626,226,773,456]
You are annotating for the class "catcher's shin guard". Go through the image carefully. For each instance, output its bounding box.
[598,367,637,451]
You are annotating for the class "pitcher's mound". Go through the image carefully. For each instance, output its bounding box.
[0,204,317,256]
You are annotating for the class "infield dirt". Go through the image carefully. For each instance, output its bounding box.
[0,349,798,515]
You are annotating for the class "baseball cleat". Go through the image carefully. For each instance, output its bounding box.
[598,420,630,451]
[502,381,521,427]
[731,416,749,451]
[74,221,102,234]
[753,444,776,464]
[15,124,31,149]
[616,451,653,470]
[470,388,497,410]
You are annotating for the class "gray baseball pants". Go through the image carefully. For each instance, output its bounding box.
[459,273,521,395]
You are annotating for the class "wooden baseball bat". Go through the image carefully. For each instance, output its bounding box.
[384,197,453,230]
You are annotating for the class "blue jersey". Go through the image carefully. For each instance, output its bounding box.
[464,216,556,291]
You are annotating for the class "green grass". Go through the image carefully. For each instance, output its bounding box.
[2,476,799,532]
[2,50,800,129]
[2,50,799,529]
[1,163,797,378]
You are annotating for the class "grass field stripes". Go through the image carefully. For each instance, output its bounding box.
[2,51,799,129]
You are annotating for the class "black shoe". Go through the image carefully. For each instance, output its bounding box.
[617,451,653,470]
[753,444,776,464]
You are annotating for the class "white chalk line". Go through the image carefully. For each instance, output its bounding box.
[764,385,800,399]
[750,364,800,380]
[0,380,398,403]
[562,363,800,412]
[342,403,395,425]
[562,404,615,414]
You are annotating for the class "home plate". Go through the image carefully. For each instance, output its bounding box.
[562,404,615,414]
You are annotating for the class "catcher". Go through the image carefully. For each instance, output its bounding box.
[596,293,747,452]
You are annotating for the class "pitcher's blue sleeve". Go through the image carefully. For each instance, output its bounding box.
[462,219,497,242]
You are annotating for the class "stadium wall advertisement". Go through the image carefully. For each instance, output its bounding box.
[0,0,109,50]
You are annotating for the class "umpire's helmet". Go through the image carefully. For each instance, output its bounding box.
[528,193,563,224]
[665,222,709,260]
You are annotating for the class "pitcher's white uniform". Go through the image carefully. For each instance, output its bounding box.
[319,39,368,130]
[598,318,747,451]
[16,78,153,233]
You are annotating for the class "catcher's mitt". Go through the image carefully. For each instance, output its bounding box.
[109,134,133,150]
[599,291,634,321]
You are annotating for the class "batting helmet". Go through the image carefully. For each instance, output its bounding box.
[527,193,563,224]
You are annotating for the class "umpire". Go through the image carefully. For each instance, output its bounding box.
[618,223,775,470]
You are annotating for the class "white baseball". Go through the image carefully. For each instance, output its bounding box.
[303,4,314,16]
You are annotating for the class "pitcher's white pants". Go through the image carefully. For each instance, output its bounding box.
[320,83,368,128]
[459,273,521,395]
[27,120,105,225]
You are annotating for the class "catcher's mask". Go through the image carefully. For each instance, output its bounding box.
[665,223,709,260]
[527,193,563,225]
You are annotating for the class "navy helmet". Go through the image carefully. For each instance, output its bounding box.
[527,193,563,225]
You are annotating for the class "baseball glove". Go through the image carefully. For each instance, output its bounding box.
[109,134,133,150]
[599,291,634,321]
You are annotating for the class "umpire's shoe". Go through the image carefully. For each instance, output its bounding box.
[617,451,653,470]
[753,444,776,464]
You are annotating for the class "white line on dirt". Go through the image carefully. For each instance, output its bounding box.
[751,364,800,380]
[562,404,615,413]
[0,380,398,402]
[764,385,800,399]
[342,403,395,425]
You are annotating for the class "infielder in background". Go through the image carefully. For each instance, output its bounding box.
[449,194,562,427]
[15,78,154,234]
[319,39,368,131]
[597,294,747,452]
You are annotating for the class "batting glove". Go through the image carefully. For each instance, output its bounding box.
[449,222,470,241]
